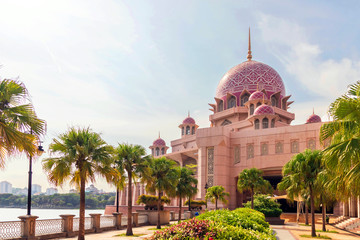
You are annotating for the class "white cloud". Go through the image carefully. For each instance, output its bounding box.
[257,13,360,99]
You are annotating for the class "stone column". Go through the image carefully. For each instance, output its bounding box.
[60,214,76,237]
[357,196,360,218]
[350,196,357,217]
[112,212,122,229]
[132,212,139,227]
[169,211,175,221]
[89,214,102,233]
[18,215,38,240]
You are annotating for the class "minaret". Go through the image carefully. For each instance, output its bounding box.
[247,27,252,61]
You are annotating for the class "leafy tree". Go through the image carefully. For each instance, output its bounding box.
[278,149,322,237]
[144,157,179,229]
[205,185,229,210]
[113,143,148,236]
[0,79,46,168]
[42,127,116,240]
[174,167,198,221]
[237,168,273,209]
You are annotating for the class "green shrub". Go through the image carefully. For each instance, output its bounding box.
[184,199,206,206]
[136,194,171,206]
[197,208,271,234]
[243,194,282,217]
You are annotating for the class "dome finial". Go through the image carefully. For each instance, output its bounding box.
[158,131,160,138]
[247,27,252,61]
[188,110,190,117]
[313,107,314,114]
[256,83,259,91]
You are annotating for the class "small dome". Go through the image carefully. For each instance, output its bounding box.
[249,91,266,101]
[153,138,166,146]
[183,117,195,124]
[254,104,275,116]
[306,114,321,124]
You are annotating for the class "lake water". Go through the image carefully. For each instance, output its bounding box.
[0,208,105,222]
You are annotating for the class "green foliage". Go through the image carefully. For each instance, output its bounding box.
[174,167,197,199]
[197,208,271,234]
[184,199,206,206]
[136,194,171,206]
[0,193,116,209]
[243,194,282,217]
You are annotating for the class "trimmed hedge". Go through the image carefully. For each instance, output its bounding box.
[243,194,282,217]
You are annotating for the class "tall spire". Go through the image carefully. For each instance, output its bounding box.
[247,27,252,61]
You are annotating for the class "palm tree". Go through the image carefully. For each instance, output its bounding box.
[113,143,149,236]
[144,157,179,229]
[320,81,360,199]
[237,168,272,209]
[0,79,46,168]
[205,185,229,210]
[174,167,198,221]
[42,127,115,240]
[278,149,322,237]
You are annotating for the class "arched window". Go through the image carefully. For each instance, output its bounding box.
[218,101,224,112]
[161,148,165,155]
[271,96,278,107]
[254,119,260,129]
[291,141,299,153]
[228,96,236,109]
[261,143,268,156]
[151,149,154,156]
[247,144,254,159]
[275,142,283,154]
[191,126,195,134]
[240,94,249,106]
[250,104,254,115]
[271,119,275,128]
[182,127,184,135]
[256,102,261,107]
[262,118,269,129]
[155,147,160,156]
[186,126,190,135]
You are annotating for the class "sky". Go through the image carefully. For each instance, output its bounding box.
[0,0,360,193]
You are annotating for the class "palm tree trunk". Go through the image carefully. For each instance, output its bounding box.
[157,191,161,229]
[126,171,133,236]
[215,198,218,210]
[305,202,309,225]
[78,176,85,240]
[322,203,326,232]
[178,197,182,222]
[251,188,254,209]
[310,186,316,237]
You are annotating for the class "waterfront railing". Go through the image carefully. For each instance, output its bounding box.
[0,212,152,240]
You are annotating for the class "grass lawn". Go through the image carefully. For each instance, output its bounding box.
[300,234,331,239]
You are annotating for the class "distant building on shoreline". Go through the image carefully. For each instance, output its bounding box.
[32,184,42,195]
[45,187,58,195]
[0,181,12,194]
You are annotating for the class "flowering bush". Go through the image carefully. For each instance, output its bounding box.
[243,194,282,217]
[147,208,276,240]
[146,218,217,240]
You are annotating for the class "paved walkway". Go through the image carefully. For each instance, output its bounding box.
[58,222,360,240]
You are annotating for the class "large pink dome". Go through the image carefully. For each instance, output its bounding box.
[216,60,285,99]
[152,138,166,146]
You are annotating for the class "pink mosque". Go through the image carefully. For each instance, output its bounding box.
[107,32,357,218]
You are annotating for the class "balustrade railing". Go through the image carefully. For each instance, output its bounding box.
[100,216,116,228]
[36,218,63,236]
[0,212,149,239]
[0,220,22,239]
